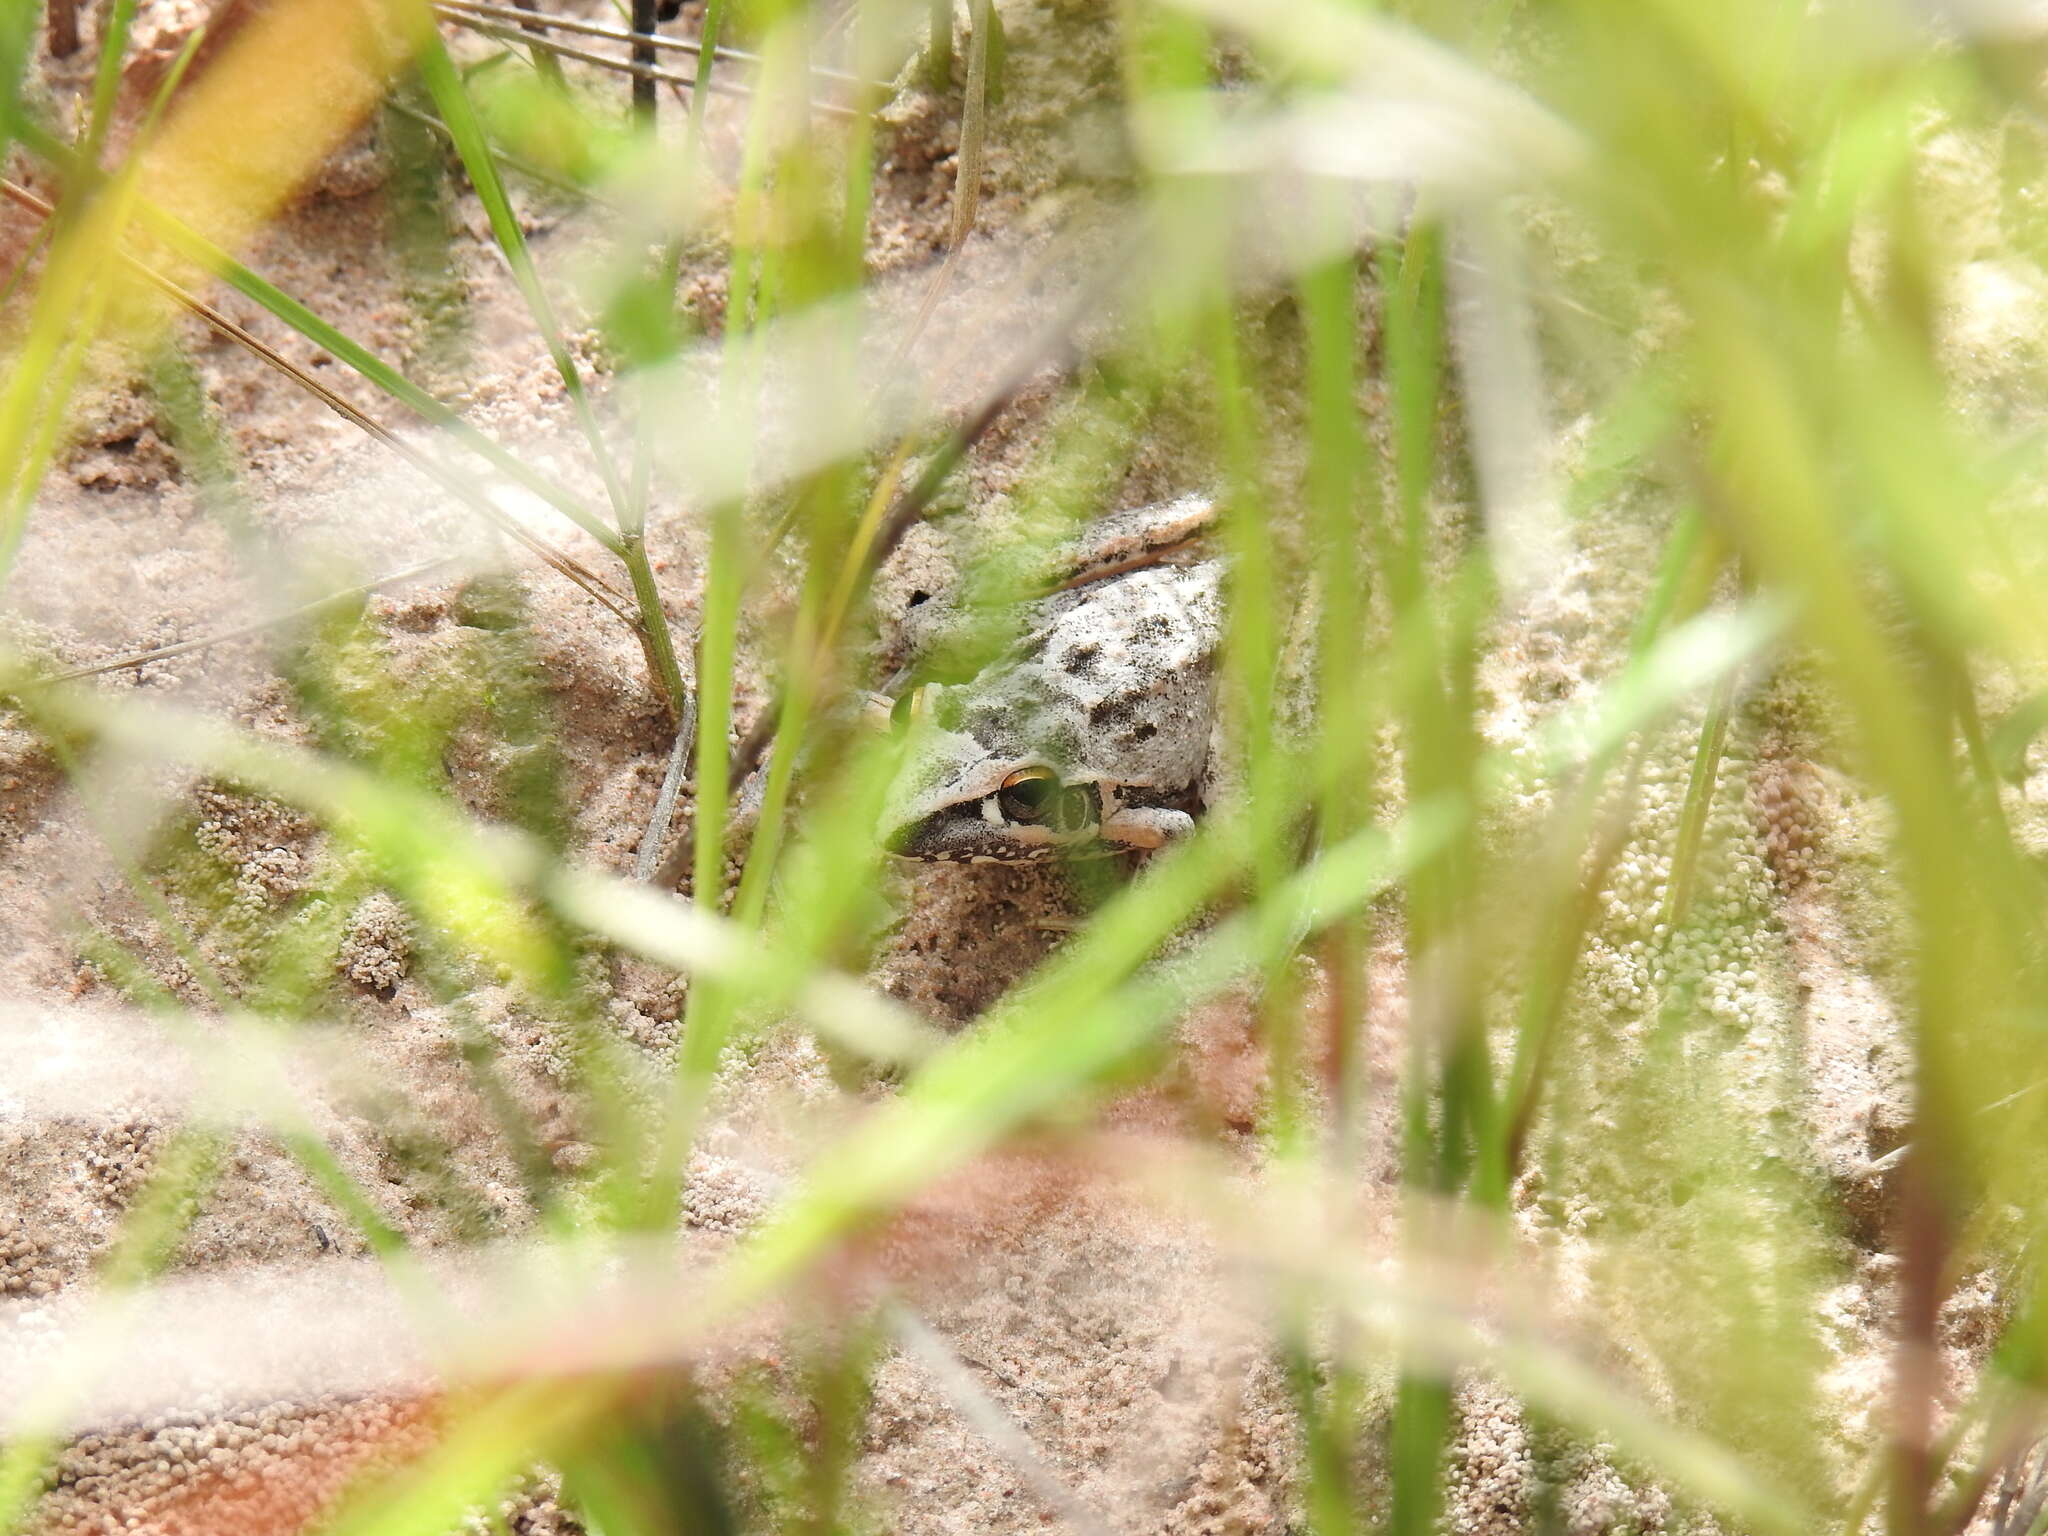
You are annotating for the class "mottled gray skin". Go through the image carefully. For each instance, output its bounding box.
[883,500,1222,863]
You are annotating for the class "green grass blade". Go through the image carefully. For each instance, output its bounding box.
[81,0,137,166]
[14,116,625,554]
[411,28,633,521]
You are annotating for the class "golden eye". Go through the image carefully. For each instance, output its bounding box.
[997,766,1059,823]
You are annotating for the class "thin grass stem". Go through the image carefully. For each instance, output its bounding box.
[631,0,657,119]
[440,13,859,120]
[13,122,629,553]
[1659,669,1733,933]
[1,174,635,619]
[81,0,138,168]
[688,0,732,146]
[0,22,204,588]
[434,0,882,88]
[412,31,636,525]
[505,0,566,85]
[23,556,463,687]
[926,0,953,90]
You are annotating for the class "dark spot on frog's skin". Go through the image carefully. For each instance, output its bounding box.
[1130,722,1157,742]
[1132,615,1172,642]
[1063,643,1100,678]
[1089,696,1141,730]
[969,704,1017,737]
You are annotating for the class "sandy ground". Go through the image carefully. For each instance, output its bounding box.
[0,1,1995,1533]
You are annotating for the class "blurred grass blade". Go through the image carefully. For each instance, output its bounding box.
[81,0,138,167]
[1,0,424,584]
[4,666,936,1066]
[708,804,1460,1312]
[1540,601,1790,778]
[0,14,201,587]
[3,118,630,552]
[0,1,33,158]
[1160,0,1581,182]
[549,871,940,1065]
[1447,206,1565,600]
[410,22,632,521]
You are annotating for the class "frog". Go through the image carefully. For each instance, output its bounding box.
[878,495,1223,863]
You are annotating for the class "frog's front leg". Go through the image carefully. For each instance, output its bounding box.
[1100,804,1195,851]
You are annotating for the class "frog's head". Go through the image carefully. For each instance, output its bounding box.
[877,693,1193,863]
[887,752,1103,862]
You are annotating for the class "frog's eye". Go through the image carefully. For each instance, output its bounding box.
[890,686,933,731]
[998,766,1060,823]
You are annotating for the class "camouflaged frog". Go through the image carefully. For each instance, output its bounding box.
[880,496,1222,862]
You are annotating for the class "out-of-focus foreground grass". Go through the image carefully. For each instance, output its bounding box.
[7,0,2048,1531]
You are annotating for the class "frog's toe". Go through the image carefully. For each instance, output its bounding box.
[1101,806,1194,850]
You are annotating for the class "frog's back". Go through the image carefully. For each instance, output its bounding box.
[964,555,1223,792]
